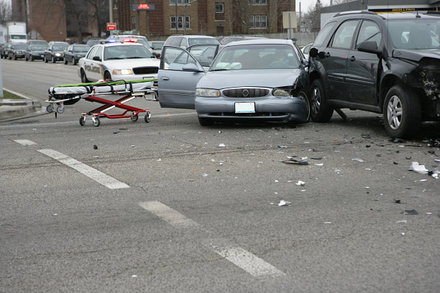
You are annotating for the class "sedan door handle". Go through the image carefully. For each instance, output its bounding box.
[349,56,356,62]
[161,76,169,81]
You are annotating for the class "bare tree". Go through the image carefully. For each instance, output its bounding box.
[305,0,322,32]
[87,0,108,38]
[0,0,12,24]
[66,0,88,42]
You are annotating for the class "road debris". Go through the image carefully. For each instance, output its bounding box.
[352,158,364,162]
[409,162,429,175]
[278,145,288,149]
[278,200,290,207]
[282,156,309,165]
[401,209,419,215]
[396,220,408,224]
[296,180,305,186]
[218,143,226,148]
[93,144,98,150]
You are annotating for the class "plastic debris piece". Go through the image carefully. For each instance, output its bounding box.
[218,143,226,148]
[396,220,407,224]
[324,222,332,224]
[282,157,309,165]
[93,145,98,150]
[394,199,402,204]
[202,173,208,177]
[391,138,406,143]
[278,200,290,207]
[157,158,162,162]
[296,180,305,186]
[401,232,406,236]
[409,162,429,175]
[361,133,371,139]
[352,158,364,162]
[315,163,324,166]
[278,145,288,149]
[426,212,432,215]
[401,209,419,215]
[274,180,279,183]
[131,275,137,278]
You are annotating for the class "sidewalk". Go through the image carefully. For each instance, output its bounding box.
[0,98,43,122]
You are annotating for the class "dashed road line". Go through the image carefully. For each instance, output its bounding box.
[13,139,37,146]
[139,201,285,278]
[38,149,129,190]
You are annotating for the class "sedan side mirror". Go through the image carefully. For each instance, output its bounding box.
[309,47,318,58]
[92,56,101,61]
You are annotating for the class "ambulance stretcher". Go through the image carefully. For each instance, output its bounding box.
[46,79,156,127]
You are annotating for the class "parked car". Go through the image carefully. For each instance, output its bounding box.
[7,42,27,60]
[63,44,90,65]
[150,40,164,58]
[158,39,310,126]
[44,41,69,63]
[25,40,49,61]
[163,35,219,49]
[308,11,440,138]
[78,43,160,82]
[301,43,313,60]
[85,38,104,47]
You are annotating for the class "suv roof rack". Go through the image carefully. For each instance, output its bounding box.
[334,10,377,17]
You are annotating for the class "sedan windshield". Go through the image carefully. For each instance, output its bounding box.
[13,44,27,49]
[30,45,47,50]
[104,45,153,60]
[210,44,300,71]
[388,19,440,50]
[53,45,67,51]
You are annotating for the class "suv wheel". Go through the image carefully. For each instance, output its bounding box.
[310,79,333,122]
[383,85,421,138]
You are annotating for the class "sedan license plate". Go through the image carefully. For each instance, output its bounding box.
[235,102,255,113]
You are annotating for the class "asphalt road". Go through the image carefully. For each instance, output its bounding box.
[1,59,440,292]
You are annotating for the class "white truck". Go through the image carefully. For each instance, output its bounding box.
[6,22,27,43]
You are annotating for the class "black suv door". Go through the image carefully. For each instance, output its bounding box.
[324,20,360,101]
[346,20,382,106]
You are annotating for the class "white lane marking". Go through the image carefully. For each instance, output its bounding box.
[14,139,37,146]
[38,149,129,190]
[139,201,285,278]
[210,245,285,278]
[139,201,199,229]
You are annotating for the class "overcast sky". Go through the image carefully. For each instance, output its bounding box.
[296,0,331,14]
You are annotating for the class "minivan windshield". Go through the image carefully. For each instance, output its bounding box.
[210,44,299,71]
[388,19,440,50]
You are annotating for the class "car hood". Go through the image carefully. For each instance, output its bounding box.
[103,58,160,68]
[199,69,303,89]
[393,49,440,62]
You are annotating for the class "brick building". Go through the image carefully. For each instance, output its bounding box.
[11,0,109,42]
[113,0,296,39]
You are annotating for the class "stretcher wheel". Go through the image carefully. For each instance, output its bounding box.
[46,104,54,113]
[79,116,86,126]
[144,112,151,123]
[93,118,100,127]
[57,104,64,114]
[131,113,138,122]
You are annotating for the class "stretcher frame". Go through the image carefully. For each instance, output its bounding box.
[47,79,157,127]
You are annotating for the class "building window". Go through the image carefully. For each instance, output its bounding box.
[215,2,224,13]
[248,0,267,5]
[170,16,191,29]
[250,15,267,28]
[170,0,190,4]
[131,16,136,30]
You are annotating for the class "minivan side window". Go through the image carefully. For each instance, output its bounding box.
[313,21,337,47]
[356,20,382,48]
[331,20,360,49]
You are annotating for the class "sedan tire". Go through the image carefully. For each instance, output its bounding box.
[310,79,333,123]
[383,85,421,138]
[198,117,213,126]
[52,56,56,63]
[80,69,89,83]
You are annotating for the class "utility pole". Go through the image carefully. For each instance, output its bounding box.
[109,0,113,23]
[175,0,178,33]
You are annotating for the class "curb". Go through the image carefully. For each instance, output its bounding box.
[0,99,44,122]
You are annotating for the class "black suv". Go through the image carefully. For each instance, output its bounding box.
[308,11,440,138]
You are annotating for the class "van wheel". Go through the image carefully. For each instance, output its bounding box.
[383,85,420,138]
[310,79,333,122]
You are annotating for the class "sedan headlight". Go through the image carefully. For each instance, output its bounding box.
[55,53,61,57]
[112,69,134,75]
[196,88,220,97]
[272,89,291,97]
